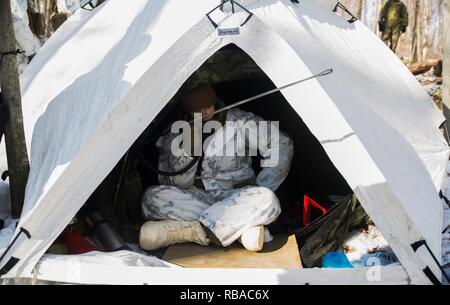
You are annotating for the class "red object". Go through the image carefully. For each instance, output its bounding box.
[62,231,97,254]
[303,195,328,227]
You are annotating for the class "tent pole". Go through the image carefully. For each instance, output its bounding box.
[190,68,333,123]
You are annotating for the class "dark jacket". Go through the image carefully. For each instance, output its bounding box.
[379,0,409,30]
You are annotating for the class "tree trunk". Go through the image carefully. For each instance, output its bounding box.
[444,0,450,108]
[411,0,422,63]
[27,0,46,37]
[0,0,30,218]
[355,0,364,20]
[408,61,438,75]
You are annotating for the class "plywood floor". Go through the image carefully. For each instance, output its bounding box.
[163,234,302,268]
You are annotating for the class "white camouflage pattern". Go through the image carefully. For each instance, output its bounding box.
[141,108,294,246]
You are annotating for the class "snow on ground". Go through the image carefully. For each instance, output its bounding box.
[343,225,393,264]
[340,224,400,269]
[10,0,83,73]
[11,0,42,56]
[10,0,42,73]
[443,203,450,267]
[0,142,6,176]
[64,0,82,14]
[0,180,10,217]
[0,218,17,257]
[441,161,450,281]
[0,180,15,258]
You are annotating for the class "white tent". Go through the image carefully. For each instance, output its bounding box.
[0,0,449,285]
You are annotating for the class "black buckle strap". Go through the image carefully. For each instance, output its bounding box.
[20,227,31,239]
[411,239,450,284]
[0,171,8,181]
[81,0,96,10]
[0,49,25,68]
[0,257,20,276]
[0,227,31,276]
[0,228,31,263]
[206,0,254,29]
[0,49,24,57]
[423,266,443,285]
[333,2,358,23]
[440,190,450,208]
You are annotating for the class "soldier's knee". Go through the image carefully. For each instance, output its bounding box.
[252,187,280,209]
[258,187,282,220]
[142,185,161,200]
[254,186,275,197]
[141,185,177,219]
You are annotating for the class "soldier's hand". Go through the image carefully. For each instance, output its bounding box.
[182,125,202,157]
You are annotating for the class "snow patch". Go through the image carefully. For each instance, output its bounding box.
[343,225,390,263]
[0,141,6,175]
[40,250,180,268]
[440,161,450,281]
[10,0,41,57]
[0,217,18,258]
[0,180,10,217]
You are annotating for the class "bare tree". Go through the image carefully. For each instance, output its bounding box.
[444,0,450,108]
[0,0,30,218]
[27,0,46,38]
[26,0,70,39]
[338,0,443,64]
[411,0,422,63]
[355,0,364,20]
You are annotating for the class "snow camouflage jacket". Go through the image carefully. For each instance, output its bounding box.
[156,108,294,192]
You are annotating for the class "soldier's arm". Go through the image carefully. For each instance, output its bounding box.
[156,130,198,189]
[239,110,294,192]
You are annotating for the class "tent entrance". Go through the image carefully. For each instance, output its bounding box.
[46,44,397,271]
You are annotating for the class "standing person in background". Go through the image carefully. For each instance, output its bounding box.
[379,0,409,53]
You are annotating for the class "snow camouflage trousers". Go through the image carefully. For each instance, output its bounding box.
[141,185,281,246]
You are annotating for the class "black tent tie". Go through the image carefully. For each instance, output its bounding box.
[81,0,96,10]
[411,239,450,284]
[207,0,254,29]
[333,2,358,23]
[0,49,24,57]
[0,49,25,67]
[0,227,32,276]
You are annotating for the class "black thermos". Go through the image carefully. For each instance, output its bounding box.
[86,212,130,252]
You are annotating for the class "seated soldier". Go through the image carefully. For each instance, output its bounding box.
[139,85,294,251]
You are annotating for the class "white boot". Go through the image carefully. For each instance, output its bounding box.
[139,220,210,251]
[264,227,273,243]
[238,225,265,252]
